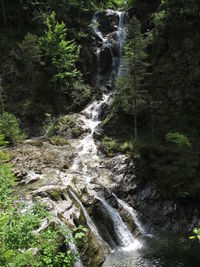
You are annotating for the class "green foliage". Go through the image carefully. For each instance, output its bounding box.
[0,112,24,145]
[0,162,15,209]
[189,228,200,242]
[0,141,85,266]
[102,136,135,157]
[72,127,81,138]
[18,33,41,76]
[40,11,80,85]
[0,197,83,266]
[114,16,151,115]
[137,144,199,199]
[153,10,166,29]
[165,132,191,149]
[53,115,75,135]
[42,113,55,137]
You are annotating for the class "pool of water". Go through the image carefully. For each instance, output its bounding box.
[103,234,200,267]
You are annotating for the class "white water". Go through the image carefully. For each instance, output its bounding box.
[117,11,127,73]
[113,194,153,238]
[71,94,111,183]
[97,197,142,251]
[92,13,107,43]
[92,10,127,86]
[70,8,145,263]
[96,48,102,86]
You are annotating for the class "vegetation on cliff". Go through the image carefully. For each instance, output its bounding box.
[102,0,200,201]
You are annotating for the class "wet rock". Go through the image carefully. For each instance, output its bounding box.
[80,230,107,267]
[33,186,66,201]
[92,198,119,247]
[14,170,27,181]
[97,10,119,35]
[93,125,104,140]
[26,175,40,185]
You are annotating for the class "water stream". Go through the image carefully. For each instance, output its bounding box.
[117,11,127,70]
[69,8,147,265]
[112,193,153,238]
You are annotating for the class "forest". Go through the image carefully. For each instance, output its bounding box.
[0,0,200,266]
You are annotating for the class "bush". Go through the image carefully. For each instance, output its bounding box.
[0,112,24,145]
[165,132,191,149]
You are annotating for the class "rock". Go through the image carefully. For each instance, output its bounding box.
[32,186,66,201]
[92,198,119,247]
[97,10,119,35]
[80,230,108,267]
[14,170,27,181]
[93,125,104,140]
[24,139,44,147]
[26,175,40,185]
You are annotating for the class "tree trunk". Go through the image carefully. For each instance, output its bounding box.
[0,79,5,114]
[1,0,7,26]
[133,37,137,141]
[78,0,82,24]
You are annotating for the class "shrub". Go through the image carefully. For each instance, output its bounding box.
[165,132,191,149]
[0,112,24,145]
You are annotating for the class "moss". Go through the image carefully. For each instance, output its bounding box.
[72,127,81,138]
[48,189,61,201]
[72,176,78,185]
[49,135,69,146]
[102,135,135,157]
[56,115,76,134]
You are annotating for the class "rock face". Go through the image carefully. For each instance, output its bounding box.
[103,153,200,235]
[97,10,119,35]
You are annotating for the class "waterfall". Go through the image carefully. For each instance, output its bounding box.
[97,197,142,250]
[70,7,148,265]
[92,12,107,43]
[113,194,153,238]
[71,93,111,183]
[92,10,127,86]
[96,48,102,86]
[117,11,127,74]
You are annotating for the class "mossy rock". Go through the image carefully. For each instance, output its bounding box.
[79,230,105,267]
[49,135,69,146]
[72,127,81,138]
[46,188,63,201]
[55,115,76,134]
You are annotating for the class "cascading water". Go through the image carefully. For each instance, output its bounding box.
[92,9,127,86]
[96,48,102,86]
[97,197,142,250]
[92,12,107,43]
[113,194,153,238]
[117,11,127,61]
[117,11,127,74]
[71,93,111,182]
[69,7,148,266]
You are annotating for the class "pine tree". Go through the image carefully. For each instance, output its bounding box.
[115,16,151,141]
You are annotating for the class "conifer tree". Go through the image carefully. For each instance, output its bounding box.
[115,16,151,140]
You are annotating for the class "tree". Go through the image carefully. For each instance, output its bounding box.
[39,11,80,87]
[0,79,5,113]
[18,33,42,100]
[115,16,151,141]
[0,112,23,145]
[1,0,7,26]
